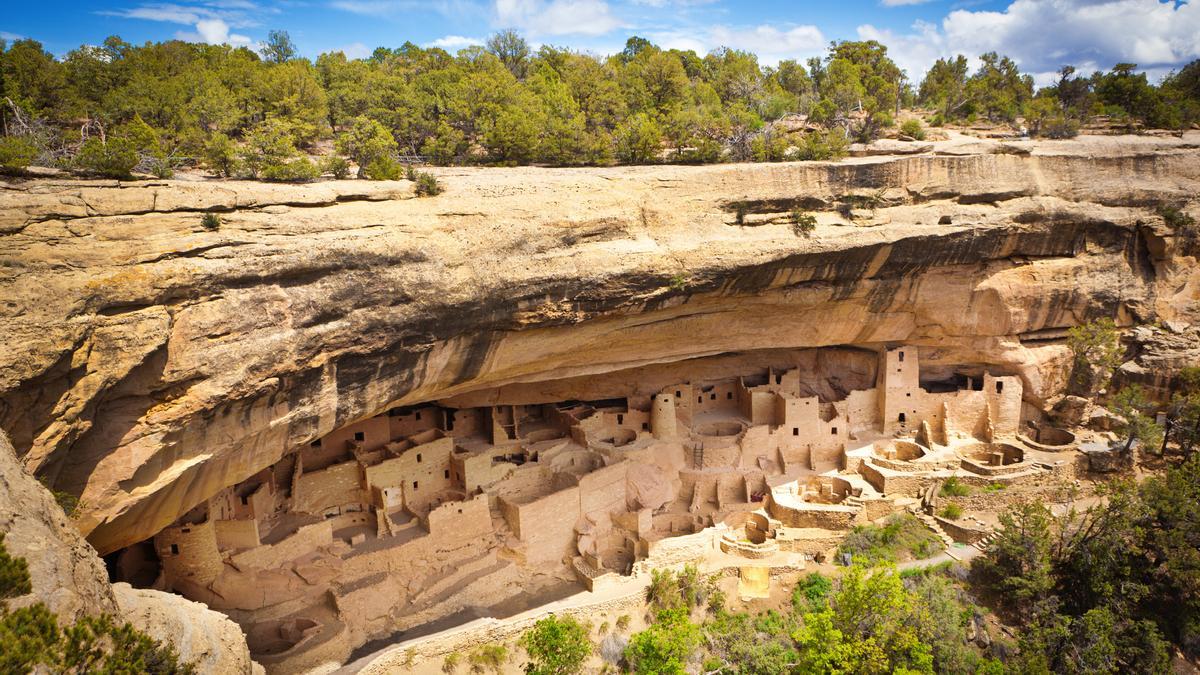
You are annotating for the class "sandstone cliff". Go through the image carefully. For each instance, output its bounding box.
[1,133,1197,555]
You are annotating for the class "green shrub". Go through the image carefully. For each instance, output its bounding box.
[203,133,239,177]
[413,170,443,196]
[940,477,971,497]
[365,156,404,180]
[520,615,592,675]
[201,213,221,230]
[0,534,32,600]
[795,129,849,161]
[0,136,38,173]
[940,503,964,519]
[791,572,832,613]
[1157,204,1196,232]
[74,137,139,178]
[615,614,631,631]
[838,513,943,565]
[791,210,817,236]
[899,119,926,140]
[260,158,319,182]
[467,643,506,673]
[320,155,351,179]
[442,652,461,673]
[929,113,945,127]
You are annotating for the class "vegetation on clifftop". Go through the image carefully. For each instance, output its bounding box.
[1,31,1198,179]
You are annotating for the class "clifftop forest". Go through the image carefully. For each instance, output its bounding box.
[1,30,1199,179]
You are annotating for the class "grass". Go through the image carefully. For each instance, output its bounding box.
[941,477,971,497]
[983,482,1007,493]
[838,513,943,565]
[940,503,964,519]
[200,212,221,230]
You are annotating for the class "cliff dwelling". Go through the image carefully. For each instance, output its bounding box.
[105,344,1075,671]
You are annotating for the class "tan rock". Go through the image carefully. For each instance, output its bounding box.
[113,582,258,675]
[0,133,1197,555]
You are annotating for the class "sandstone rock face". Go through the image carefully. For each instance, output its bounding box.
[112,582,259,675]
[0,429,116,620]
[1,134,1198,555]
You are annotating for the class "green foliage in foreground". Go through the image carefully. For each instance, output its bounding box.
[0,534,193,674]
[519,615,591,675]
[839,512,943,565]
[974,454,1200,671]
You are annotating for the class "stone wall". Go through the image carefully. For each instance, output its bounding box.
[229,520,333,571]
[294,460,365,515]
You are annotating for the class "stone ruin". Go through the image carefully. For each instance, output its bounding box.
[109,345,1078,671]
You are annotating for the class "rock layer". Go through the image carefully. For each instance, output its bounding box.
[1,134,1198,555]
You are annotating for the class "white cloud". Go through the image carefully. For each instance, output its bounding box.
[104,2,260,46]
[335,41,372,58]
[864,0,1200,86]
[426,34,485,49]
[648,23,826,64]
[494,0,623,36]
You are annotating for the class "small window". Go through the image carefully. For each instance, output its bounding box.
[710,393,716,401]
[170,544,179,555]
[310,439,322,448]
[181,528,190,534]
[776,375,782,385]
[898,351,905,362]
[642,422,649,431]
[727,392,733,400]
[617,414,624,424]
[241,495,249,505]
[354,431,365,441]
[898,413,906,424]
[412,481,419,490]
[458,508,462,514]
[444,469,450,479]
[416,411,422,420]
[416,453,422,463]
[793,428,799,436]
[906,392,911,397]
[675,390,681,398]
[996,381,1004,393]
[698,396,703,403]
[831,427,837,435]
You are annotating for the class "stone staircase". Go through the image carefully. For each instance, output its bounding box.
[913,511,956,550]
[972,531,999,552]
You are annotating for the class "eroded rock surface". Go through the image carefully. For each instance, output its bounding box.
[1,134,1198,555]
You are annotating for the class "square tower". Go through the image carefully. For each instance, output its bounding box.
[878,346,921,434]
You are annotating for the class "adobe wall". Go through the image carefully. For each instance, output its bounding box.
[157,519,222,587]
[387,408,439,441]
[511,486,582,565]
[229,520,333,571]
[213,518,260,551]
[879,347,921,434]
[579,461,628,516]
[307,415,392,469]
[428,493,493,545]
[294,460,365,515]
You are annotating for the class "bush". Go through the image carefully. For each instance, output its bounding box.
[74,137,139,178]
[320,155,351,179]
[364,156,403,180]
[940,503,964,519]
[260,158,319,182]
[615,615,631,631]
[794,129,849,161]
[0,136,38,173]
[941,477,971,497]
[442,652,461,673]
[624,607,700,675]
[839,513,943,565]
[791,572,832,613]
[336,116,399,178]
[412,169,443,196]
[899,119,926,140]
[201,213,221,230]
[467,644,506,673]
[1039,116,1080,139]
[520,615,591,675]
[791,210,817,236]
[203,133,239,177]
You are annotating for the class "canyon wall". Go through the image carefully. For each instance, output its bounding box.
[1,134,1198,555]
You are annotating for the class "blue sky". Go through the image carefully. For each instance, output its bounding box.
[3,0,1199,84]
